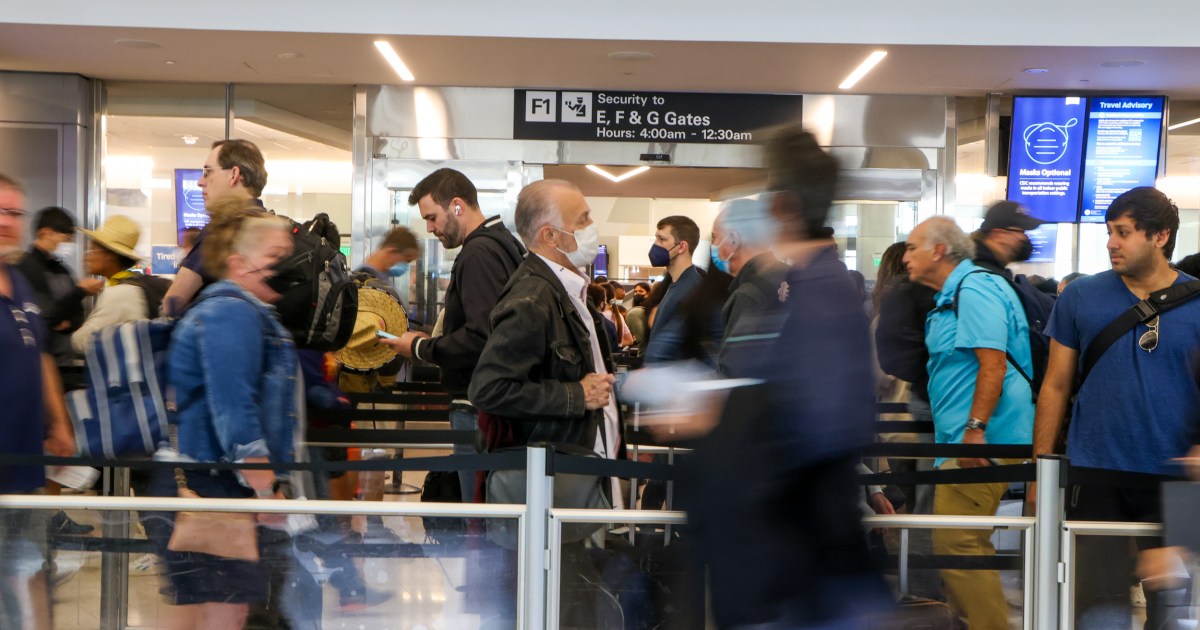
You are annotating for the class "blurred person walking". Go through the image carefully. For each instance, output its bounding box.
[0,174,77,629]
[70,215,169,352]
[145,211,302,630]
[710,196,789,376]
[675,128,891,629]
[904,216,1033,630]
[14,206,102,367]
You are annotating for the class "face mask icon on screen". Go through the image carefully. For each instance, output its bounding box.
[1023,118,1078,165]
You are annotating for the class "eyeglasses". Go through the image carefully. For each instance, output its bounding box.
[0,207,27,218]
[1139,316,1160,353]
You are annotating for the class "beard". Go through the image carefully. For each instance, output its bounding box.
[440,214,463,249]
[1111,246,1157,277]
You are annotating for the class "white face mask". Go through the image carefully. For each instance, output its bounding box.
[55,242,77,263]
[554,223,601,268]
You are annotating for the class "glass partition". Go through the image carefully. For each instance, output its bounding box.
[1059,524,1190,630]
[231,84,354,250]
[0,501,522,629]
[104,82,227,274]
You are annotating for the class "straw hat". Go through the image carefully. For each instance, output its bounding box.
[334,287,409,370]
[79,215,141,261]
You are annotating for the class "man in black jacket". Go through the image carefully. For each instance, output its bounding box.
[381,168,525,501]
[468,179,616,454]
[15,207,103,368]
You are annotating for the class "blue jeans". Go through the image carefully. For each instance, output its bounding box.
[450,405,479,501]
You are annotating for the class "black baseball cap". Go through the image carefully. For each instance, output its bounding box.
[979,201,1049,232]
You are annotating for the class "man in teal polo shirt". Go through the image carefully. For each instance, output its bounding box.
[904,216,1034,630]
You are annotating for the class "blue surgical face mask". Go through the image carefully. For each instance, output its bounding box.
[389,262,410,277]
[648,243,672,267]
[709,239,730,274]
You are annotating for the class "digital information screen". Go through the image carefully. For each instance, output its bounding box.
[1079,96,1165,223]
[174,169,208,238]
[1006,96,1088,223]
[1026,224,1058,263]
[592,244,609,278]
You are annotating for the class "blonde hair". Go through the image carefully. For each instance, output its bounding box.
[201,211,291,278]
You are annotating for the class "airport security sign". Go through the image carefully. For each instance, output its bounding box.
[514,90,802,144]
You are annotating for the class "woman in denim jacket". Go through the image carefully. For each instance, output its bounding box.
[149,210,298,630]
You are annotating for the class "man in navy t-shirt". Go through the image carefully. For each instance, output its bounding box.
[1035,186,1200,629]
[0,173,76,628]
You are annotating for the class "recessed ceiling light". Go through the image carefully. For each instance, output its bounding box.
[586,165,650,183]
[114,38,161,49]
[1100,60,1144,68]
[165,60,176,65]
[1023,67,1050,74]
[607,51,654,61]
[277,52,302,60]
[839,50,888,90]
[374,40,415,82]
[180,135,199,145]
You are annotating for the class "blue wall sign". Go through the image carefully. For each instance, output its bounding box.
[1006,96,1088,223]
[1079,96,1165,223]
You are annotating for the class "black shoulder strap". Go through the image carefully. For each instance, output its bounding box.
[1079,279,1200,386]
[938,268,1034,388]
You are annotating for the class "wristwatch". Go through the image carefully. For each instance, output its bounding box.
[965,417,988,432]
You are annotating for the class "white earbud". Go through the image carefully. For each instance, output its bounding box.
[455,205,462,216]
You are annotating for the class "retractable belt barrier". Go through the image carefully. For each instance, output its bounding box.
[307,408,454,423]
[344,391,452,406]
[306,426,476,446]
[861,463,1036,486]
[0,451,527,473]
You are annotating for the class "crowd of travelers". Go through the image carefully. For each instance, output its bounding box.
[2,124,1199,629]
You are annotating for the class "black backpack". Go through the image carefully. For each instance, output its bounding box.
[269,217,358,351]
[116,273,173,318]
[948,269,1056,400]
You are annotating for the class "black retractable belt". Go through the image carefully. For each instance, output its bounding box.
[861,463,1035,486]
[0,451,527,474]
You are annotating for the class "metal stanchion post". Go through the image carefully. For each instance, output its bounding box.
[1034,455,1065,630]
[99,466,130,630]
[629,402,639,544]
[899,528,910,596]
[524,446,552,630]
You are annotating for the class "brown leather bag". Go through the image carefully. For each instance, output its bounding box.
[165,428,259,561]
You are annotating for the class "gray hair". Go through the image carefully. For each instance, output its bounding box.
[919,216,974,263]
[515,179,579,242]
[715,197,774,249]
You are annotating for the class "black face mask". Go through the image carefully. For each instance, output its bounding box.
[264,257,304,296]
[1013,236,1034,262]
[632,294,645,308]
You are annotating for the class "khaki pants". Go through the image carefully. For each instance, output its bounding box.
[932,459,1016,630]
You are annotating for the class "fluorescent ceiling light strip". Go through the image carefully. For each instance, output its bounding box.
[586,165,650,183]
[1168,117,1200,131]
[839,50,888,90]
[374,41,415,82]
